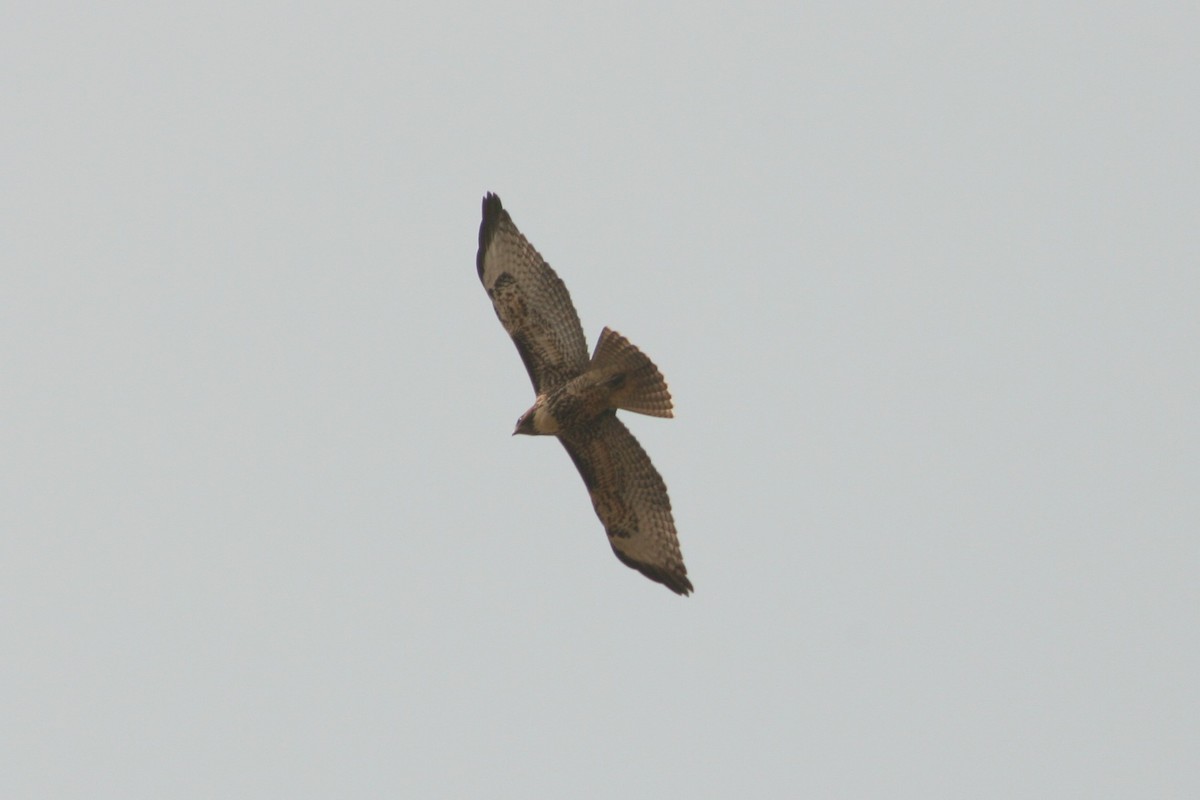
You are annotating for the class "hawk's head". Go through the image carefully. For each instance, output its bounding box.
[513,396,558,436]
[513,408,537,436]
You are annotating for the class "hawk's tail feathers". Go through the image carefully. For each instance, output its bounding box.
[589,327,673,418]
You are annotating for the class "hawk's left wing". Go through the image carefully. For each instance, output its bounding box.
[477,193,589,393]
[559,413,692,595]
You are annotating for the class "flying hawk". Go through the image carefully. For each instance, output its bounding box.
[476,192,692,595]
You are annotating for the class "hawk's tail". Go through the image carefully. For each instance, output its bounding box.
[589,327,674,418]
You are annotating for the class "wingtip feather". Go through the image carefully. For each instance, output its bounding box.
[611,547,693,596]
[477,192,507,280]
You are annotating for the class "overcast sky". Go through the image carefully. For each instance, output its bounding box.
[4,2,1197,797]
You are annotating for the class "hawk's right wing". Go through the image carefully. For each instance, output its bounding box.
[559,412,692,595]
[477,193,589,393]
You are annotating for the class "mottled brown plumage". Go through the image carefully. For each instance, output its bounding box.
[476,193,691,595]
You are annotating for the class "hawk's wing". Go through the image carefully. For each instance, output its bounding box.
[477,193,589,393]
[559,412,692,595]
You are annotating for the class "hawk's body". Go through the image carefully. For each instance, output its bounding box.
[476,193,691,595]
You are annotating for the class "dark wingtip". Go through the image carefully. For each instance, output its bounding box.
[669,575,694,596]
[477,192,507,280]
[612,547,694,596]
[482,191,503,217]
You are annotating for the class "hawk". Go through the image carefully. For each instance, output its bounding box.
[476,193,692,595]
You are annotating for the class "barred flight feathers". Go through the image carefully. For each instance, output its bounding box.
[477,193,588,394]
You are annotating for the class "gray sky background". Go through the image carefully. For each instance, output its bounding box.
[4,2,1197,797]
